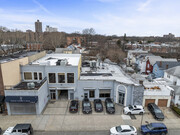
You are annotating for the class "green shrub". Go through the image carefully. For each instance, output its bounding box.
[172,106,180,116]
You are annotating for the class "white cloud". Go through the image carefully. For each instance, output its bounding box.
[32,0,52,15]
[137,0,154,11]
[1,0,180,36]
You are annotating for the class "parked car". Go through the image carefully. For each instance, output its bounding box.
[69,100,78,113]
[147,103,164,120]
[82,98,92,114]
[94,99,103,112]
[123,105,145,115]
[141,123,168,135]
[3,127,28,135]
[12,124,33,135]
[3,127,14,135]
[110,125,137,135]
[105,98,115,114]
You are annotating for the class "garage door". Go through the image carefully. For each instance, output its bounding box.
[145,99,155,107]
[158,99,168,107]
[10,103,36,115]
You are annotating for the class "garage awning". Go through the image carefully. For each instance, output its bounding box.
[5,96,38,103]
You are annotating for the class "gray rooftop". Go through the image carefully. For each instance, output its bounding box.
[165,66,180,78]
[170,85,180,95]
[80,62,139,85]
[0,51,39,64]
[156,61,180,70]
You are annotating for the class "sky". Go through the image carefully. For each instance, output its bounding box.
[0,0,180,36]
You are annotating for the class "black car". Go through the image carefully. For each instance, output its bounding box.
[69,100,79,113]
[147,103,164,120]
[94,99,103,112]
[105,98,115,114]
[82,98,92,114]
[0,127,2,135]
[12,123,33,135]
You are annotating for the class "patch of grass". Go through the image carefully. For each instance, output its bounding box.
[172,106,180,116]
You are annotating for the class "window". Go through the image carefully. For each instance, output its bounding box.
[84,93,88,98]
[34,72,38,80]
[99,89,110,98]
[58,73,65,83]
[67,73,74,83]
[50,90,56,100]
[24,72,32,80]
[48,73,56,83]
[39,73,42,80]
[99,93,110,98]
[89,90,95,98]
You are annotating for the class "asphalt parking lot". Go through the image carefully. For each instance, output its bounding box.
[43,100,124,115]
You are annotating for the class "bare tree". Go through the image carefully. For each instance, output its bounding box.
[43,32,66,50]
[82,28,96,46]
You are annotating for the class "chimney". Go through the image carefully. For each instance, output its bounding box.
[159,61,162,67]
[166,64,168,69]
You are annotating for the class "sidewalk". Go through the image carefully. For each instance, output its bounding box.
[0,103,180,132]
[0,111,180,132]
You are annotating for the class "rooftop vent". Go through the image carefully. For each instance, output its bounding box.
[90,61,96,69]
[56,59,61,66]
[61,59,68,66]
[56,59,68,66]
[27,82,35,89]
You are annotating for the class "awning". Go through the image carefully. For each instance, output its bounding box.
[5,96,38,103]
[84,88,96,90]
[99,89,111,94]
[0,95,5,104]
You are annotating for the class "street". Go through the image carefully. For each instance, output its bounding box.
[34,129,180,135]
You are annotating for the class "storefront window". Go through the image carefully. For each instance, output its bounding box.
[89,90,95,98]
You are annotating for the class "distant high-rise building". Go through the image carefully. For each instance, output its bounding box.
[45,25,58,32]
[163,33,175,39]
[35,20,42,33]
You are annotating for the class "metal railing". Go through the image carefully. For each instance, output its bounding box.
[4,77,47,90]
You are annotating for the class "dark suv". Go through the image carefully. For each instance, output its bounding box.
[94,99,103,112]
[12,123,33,135]
[105,98,115,114]
[141,123,168,135]
[147,103,164,120]
[82,98,92,114]
[69,100,78,113]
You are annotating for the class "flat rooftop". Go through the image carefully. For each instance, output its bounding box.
[0,51,39,64]
[32,54,81,66]
[80,63,138,85]
[5,78,47,90]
